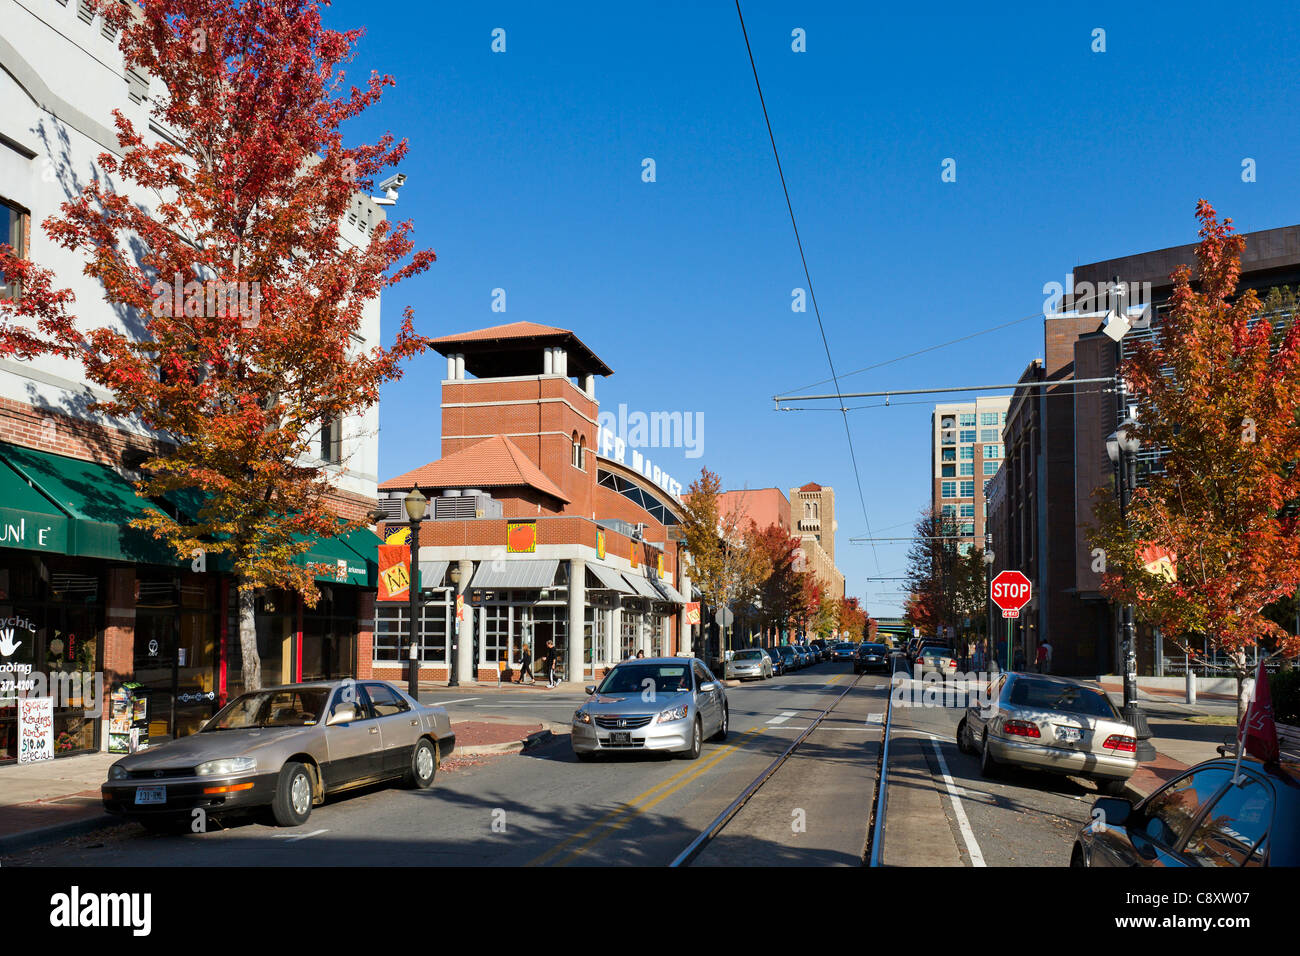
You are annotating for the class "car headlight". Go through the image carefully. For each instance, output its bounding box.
[195,757,257,776]
[574,710,592,724]
[657,705,688,723]
[108,764,128,781]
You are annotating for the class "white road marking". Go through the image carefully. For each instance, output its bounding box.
[767,712,798,725]
[866,713,884,724]
[273,828,329,843]
[433,698,481,705]
[924,735,986,867]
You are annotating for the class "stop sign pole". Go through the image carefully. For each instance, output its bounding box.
[990,570,1032,672]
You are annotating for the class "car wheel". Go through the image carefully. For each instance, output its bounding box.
[979,733,1001,779]
[1097,778,1128,797]
[680,718,703,760]
[405,737,438,789]
[1070,844,1088,867]
[271,761,314,827]
[711,704,729,742]
[956,717,973,754]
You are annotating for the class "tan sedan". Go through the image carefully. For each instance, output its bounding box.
[957,673,1137,795]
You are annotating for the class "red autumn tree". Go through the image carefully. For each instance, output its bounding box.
[749,522,804,642]
[0,0,435,690]
[839,595,868,639]
[1090,201,1300,710]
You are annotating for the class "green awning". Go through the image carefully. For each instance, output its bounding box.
[0,443,180,564]
[296,524,379,588]
[0,461,69,553]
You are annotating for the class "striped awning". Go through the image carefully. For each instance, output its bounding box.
[588,564,634,593]
[652,578,686,604]
[470,558,559,590]
[621,572,662,600]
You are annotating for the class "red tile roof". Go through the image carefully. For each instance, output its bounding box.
[799,482,823,492]
[429,321,572,345]
[378,435,571,503]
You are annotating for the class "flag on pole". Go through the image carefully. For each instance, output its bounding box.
[1238,658,1280,764]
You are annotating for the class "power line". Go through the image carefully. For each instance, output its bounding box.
[774,376,1116,406]
[781,309,1049,396]
[735,0,880,575]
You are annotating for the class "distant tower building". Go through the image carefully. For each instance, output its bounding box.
[788,483,844,600]
[930,396,1010,554]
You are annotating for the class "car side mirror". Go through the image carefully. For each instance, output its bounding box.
[699,682,718,693]
[326,703,357,726]
[1092,796,1132,829]
[584,685,597,696]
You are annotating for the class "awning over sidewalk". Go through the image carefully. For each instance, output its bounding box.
[621,572,662,600]
[652,578,686,604]
[588,563,634,593]
[0,461,69,553]
[470,558,559,590]
[297,525,380,588]
[419,560,449,588]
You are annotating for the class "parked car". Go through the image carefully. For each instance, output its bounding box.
[830,642,857,663]
[102,680,456,830]
[957,673,1137,794]
[915,644,958,677]
[765,646,786,676]
[793,644,812,668]
[854,643,891,673]
[571,657,728,761]
[1071,755,1299,866]
[774,645,799,672]
[810,639,828,662]
[726,648,774,681]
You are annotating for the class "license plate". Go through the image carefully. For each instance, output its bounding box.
[610,732,631,745]
[1054,726,1082,742]
[134,786,166,805]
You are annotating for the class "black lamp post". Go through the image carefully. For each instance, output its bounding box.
[982,544,995,671]
[1106,416,1156,761]
[403,488,427,700]
[448,565,461,688]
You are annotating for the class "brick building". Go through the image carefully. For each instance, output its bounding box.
[987,223,1300,677]
[930,397,1010,555]
[366,322,694,685]
[0,0,385,762]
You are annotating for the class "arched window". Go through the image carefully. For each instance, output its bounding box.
[571,431,580,468]
[578,435,586,470]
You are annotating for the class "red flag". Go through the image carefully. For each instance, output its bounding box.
[1239,659,1280,764]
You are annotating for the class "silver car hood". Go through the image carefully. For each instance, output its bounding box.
[112,726,318,770]
[583,691,690,715]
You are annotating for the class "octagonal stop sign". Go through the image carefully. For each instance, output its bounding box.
[990,570,1032,618]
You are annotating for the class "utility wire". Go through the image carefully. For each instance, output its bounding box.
[735,0,880,576]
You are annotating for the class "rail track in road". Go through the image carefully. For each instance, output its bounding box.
[669,670,876,867]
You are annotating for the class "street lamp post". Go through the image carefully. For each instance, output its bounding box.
[982,545,995,671]
[403,489,427,700]
[1106,416,1156,761]
[448,565,461,688]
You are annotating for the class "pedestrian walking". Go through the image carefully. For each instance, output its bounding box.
[543,639,558,688]
[1041,640,1053,674]
[516,643,534,684]
[635,649,645,659]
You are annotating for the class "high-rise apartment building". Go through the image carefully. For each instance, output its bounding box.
[930,397,1010,554]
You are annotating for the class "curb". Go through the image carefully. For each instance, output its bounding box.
[455,727,561,757]
[0,813,126,856]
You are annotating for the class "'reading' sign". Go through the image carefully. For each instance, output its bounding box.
[378,544,411,601]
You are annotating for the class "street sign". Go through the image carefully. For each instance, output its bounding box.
[714,607,734,627]
[990,570,1032,619]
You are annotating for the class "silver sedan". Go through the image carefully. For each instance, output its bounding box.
[571,658,728,760]
[101,680,455,830]
[957,673,1137,794]
[725,648,773,681]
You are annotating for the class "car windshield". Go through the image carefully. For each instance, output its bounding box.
[860,644,886,653]
[203,688,330,730]
[835,643,855,650]
[734,650,764,660]
[1008,680,1118,718]
[596,664,692,695]
[920,646,950,656]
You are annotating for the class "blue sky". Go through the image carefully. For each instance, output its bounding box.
[324,1,1300,616]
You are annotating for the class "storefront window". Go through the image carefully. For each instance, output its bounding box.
[0,554,103,763]
[620,610,641,660]
[374,598,450,664]
[302,586,361,680]
[650,614,664,657]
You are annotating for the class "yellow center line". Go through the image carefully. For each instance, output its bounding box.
[553,727,765,866]
[529,727,764,867]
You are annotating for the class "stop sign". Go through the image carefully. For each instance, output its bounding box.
[990,570,1032,618]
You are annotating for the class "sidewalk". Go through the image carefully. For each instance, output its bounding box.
[0,715,560,856]
[1115,698,1239,799]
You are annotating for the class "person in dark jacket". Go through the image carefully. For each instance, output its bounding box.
[516,643,534,684]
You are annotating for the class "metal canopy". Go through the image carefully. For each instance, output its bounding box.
[652,578,686,604]
[470,558,559,590]
[621,572,662,600]
[588,563,634,593]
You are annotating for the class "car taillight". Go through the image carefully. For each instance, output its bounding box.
[1104,734,1136,753]
[1003,719,1041,738]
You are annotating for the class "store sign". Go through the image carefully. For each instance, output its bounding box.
[0,514,66,553]
[686,602,700,625]
[507,521,537,554]
[597,426,684,501]
[18,696,54,763]
[597,530,606,560]
[377,544,411,601]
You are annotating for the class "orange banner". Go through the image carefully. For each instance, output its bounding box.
[686,602,700,625]
[378,544,411,601]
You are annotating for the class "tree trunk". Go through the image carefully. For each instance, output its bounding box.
[238,582,262,692]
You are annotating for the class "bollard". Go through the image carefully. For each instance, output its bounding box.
[1186,669,1197,705]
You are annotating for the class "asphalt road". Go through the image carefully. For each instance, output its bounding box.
[7,663,889,867]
